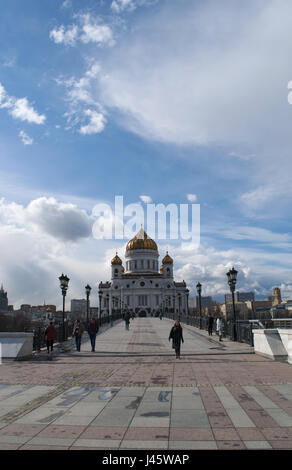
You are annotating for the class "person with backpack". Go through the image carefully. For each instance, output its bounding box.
[72,319,85,351]
[87,318,99,352]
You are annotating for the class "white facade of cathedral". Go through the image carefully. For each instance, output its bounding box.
[98,228,189,317]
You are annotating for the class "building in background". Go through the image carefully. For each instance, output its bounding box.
[195,296,213,308]
[272,287,282,306]
[225,292,255,303]
[99,227,189,318]
[71,299,88,319]
[220,302,249,320]
[0,284,9,312]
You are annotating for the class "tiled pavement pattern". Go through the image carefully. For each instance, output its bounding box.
[1,318,292,450]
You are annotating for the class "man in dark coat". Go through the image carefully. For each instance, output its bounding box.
[169,320,184,359]
[124,311,130,330]
[87,318,99,352]
[207,313,214,336]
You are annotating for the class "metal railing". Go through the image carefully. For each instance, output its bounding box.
[163,313,286,347]
[32,322,74,352]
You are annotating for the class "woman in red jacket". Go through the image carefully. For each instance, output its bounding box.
[44,321,56,354]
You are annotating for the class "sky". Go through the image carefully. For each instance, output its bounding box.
[0,0,292,308]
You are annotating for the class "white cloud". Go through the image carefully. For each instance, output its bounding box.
[111,0,136,13]
[0,82,46,125]
[50,14,114,47]
[10,97,46,125]
[79,109,106,135]
[0,197,94,242]
[61,0,72,8]
[186,194,197,203]
[79,14,114,46]
[168,241,292,300]
[111,0,156,13]
[19,130,33,146]
[140,195,152,203]
[49,25,78,46]
[56,63,106,135]
[0,83,6,105]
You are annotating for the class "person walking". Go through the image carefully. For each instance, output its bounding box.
[124,311,130,330]
[169,320,184,359]
[216,316,223,342]
[73,319,85,351]
[44,321,56,357]
[87,318,99,352]
[159,311,163,320]
[207,313,214,336]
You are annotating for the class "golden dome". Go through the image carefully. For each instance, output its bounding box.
[160,265,163,272]
[121,266,125,273]
[126,227,157,251]
[111,253,123,265]
[162,251,173,265]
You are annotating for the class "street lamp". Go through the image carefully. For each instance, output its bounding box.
[98,289,102,327]
[85,284,91,324]
[106,294,110,323]
[226,267,238,341]
[59,273,70,341]
[196,282,202,329]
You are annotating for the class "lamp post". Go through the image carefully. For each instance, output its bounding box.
[85,284,91,325]
[98,289,102,327]
[226,267,238,341]
[196,282,202,329]
[59,273,70,341]
[107,294,110,324]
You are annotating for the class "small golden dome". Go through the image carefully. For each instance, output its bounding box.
[121,266,125,273]
[126,227,157,251]
[111,253,123,265]
[162,251,173,265]
[160,265,163,272]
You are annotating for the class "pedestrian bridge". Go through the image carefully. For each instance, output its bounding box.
[80,316,252,356]
[1,317,292,450]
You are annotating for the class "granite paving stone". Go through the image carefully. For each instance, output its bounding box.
[170,410,210,428]
[169,440,217,450]
[79,426,127,440]
[244,440,272,449]
[169,428,213,441]
[72,438,121,448]
[121,440,168,449]
[36,424,86,439]
[26,437,76,446]
[125,427,170,440]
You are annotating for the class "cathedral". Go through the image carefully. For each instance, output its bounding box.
[98,227,189,317]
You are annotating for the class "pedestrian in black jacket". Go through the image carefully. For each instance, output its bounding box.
[169,320,184,359]
[87,318,99,352]
[207,313,214,336]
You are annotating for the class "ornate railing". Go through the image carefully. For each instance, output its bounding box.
[163,313,255,346]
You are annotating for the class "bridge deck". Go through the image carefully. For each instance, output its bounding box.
[0,318,292,450]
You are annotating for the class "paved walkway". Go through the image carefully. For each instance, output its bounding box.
[1,318,292,450]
